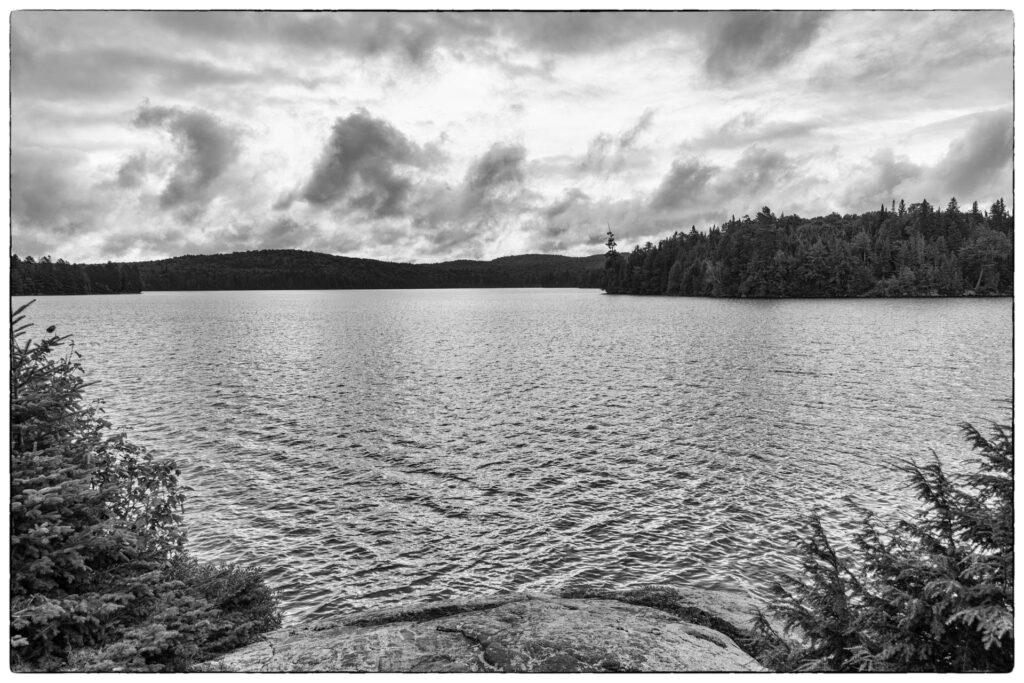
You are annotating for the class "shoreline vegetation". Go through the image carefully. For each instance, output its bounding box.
[600,198,1012,297]
[10,198,1012,298]
[10,252,605,295]
[10,302,281,672]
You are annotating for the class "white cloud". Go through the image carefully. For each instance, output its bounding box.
[10,10,1014,262]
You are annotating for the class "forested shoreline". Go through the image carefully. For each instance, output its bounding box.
[9,257,144,295]
[601,198,1013,297]
[10,251,604,295]
[10,197,1013,297]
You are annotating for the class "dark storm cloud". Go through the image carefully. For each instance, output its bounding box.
[579,109,655,175]
[298,110,431,218]
[134,103,242,212]
[704,11,827,81]
[650,158,718,211]
[929,109,1012,199]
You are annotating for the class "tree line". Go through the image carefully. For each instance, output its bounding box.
[10,255,143,295]
[10,250,604,295]
[133,250,604,291]
[602,198,1013,297]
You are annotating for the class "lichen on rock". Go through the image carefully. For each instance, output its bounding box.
[204,589,768,673]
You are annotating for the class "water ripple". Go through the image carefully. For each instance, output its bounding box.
[14,290,1012,624]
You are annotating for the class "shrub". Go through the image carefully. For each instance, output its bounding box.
[756,421,1013,672]
[10,302,281,671]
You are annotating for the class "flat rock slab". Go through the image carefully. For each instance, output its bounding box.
[207,593,765,672]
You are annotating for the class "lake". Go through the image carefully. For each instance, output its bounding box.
[13,289,1012,624]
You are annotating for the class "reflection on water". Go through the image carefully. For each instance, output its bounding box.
[14,290,1012,623]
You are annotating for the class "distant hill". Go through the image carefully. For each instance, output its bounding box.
[10,249,605,295]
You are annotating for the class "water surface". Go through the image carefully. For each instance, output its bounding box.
[15,290,1012,623]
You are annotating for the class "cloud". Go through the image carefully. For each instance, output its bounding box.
[805,13,1010,106]
[527,188,595,251]
[8,11,1013,264]
[841,149,923,210]
[579,109,655,176]
[152,11,489,65]
[463,143,526,203]
[116,153,148,188]
[704,11,827,81]
[527,144,812,254]
[13,41,265,100]
[152,12,690,66]
[650,158,718,211]
[11,148,100,232]
[498,12,692,55]
[718,145,797,196]
[133,103,241,214]
[543,188,590,220]
[412,142,532,256]
[928,109,1012,200]
[842,109,1012,212]
[297,110,431,218]
[691,110,825,150]
[525,195,681,254]
[99,215,362,260]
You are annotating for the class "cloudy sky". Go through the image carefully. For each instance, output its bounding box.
[10,9,1013,263]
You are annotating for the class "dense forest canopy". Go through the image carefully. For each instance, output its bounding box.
[601,198,1013,297]
[10,197,1012,297]
[10,251,604,295]
[9,256,143,295]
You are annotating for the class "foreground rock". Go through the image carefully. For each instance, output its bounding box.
[205,590,767,672]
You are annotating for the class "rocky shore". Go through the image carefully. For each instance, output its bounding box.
[202,586,771,673]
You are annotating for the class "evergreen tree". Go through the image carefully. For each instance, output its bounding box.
[756,422,1013,672]
[10,304,281,671]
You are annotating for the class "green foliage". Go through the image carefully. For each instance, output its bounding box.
[10,302,281,671]
[759,422,1013,672]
